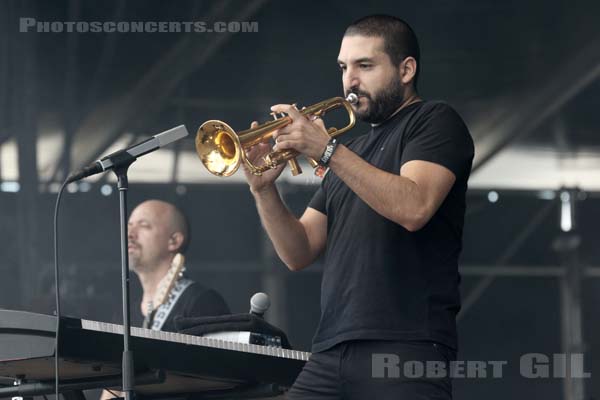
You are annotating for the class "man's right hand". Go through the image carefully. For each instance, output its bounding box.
[241,121,327,271]
[100,389,122,400]
[243,121,286,194]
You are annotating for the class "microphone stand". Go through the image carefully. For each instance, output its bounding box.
[63,126,187,400]
[112,151,136,400]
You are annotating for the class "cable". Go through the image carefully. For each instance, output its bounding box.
[53,180,69,400]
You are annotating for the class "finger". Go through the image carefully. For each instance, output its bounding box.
[274,129,300,148]
[274,162,286,173]
[246,142,270,158]
[252,142,271,151]
[270,104,303,121]
[274,124,294,139]
[250,121,258,128]
[270,104,290,114]
[246,145,258,158]
[311,117,327,131]
[273,138,298,152]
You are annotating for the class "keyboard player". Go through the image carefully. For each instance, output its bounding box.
[101,199,230,399]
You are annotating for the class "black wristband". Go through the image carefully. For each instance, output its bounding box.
[319,138,338,166]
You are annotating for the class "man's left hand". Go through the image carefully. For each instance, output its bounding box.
[270,104,330,161]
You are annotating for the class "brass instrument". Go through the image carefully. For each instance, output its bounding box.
[195,94,358,177]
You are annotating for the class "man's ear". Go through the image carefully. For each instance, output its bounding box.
[168,232,184,253]
[400,56,417,85]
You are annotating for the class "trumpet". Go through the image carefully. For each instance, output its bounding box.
[195,94,358,177]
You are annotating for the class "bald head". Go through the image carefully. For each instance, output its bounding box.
[135,200,189,253]
[128,200,190,273]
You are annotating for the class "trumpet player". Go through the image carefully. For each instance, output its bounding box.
[244,15,474,400]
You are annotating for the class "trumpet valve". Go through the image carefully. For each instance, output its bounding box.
[288,158,302,176]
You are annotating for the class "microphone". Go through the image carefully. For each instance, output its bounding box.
[66,125,189,183]
[249,292,271,318]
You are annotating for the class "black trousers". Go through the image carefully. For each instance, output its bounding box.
[287,340,455,400]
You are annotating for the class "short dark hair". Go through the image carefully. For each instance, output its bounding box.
[345,15,420,87]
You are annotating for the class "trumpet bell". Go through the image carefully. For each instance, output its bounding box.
[195,120,242,177]
[195,95,356,177]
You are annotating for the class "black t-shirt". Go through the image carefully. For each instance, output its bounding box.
[308,101,474,352]
[156,282,230,332]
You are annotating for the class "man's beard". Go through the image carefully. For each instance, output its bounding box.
[128,247,142,272]
[349,75,406,124]
[128,255,141,271]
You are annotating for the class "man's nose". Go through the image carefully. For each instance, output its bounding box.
[127,225,136,240]
[343,67,360,90]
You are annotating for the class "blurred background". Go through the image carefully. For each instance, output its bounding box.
[1,0,599,398]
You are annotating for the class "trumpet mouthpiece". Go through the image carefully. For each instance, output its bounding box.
[346,93,359,105]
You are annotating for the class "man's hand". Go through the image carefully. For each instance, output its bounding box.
[270,104,330,161]
[243,121,286,194]
[100,389,122,400]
